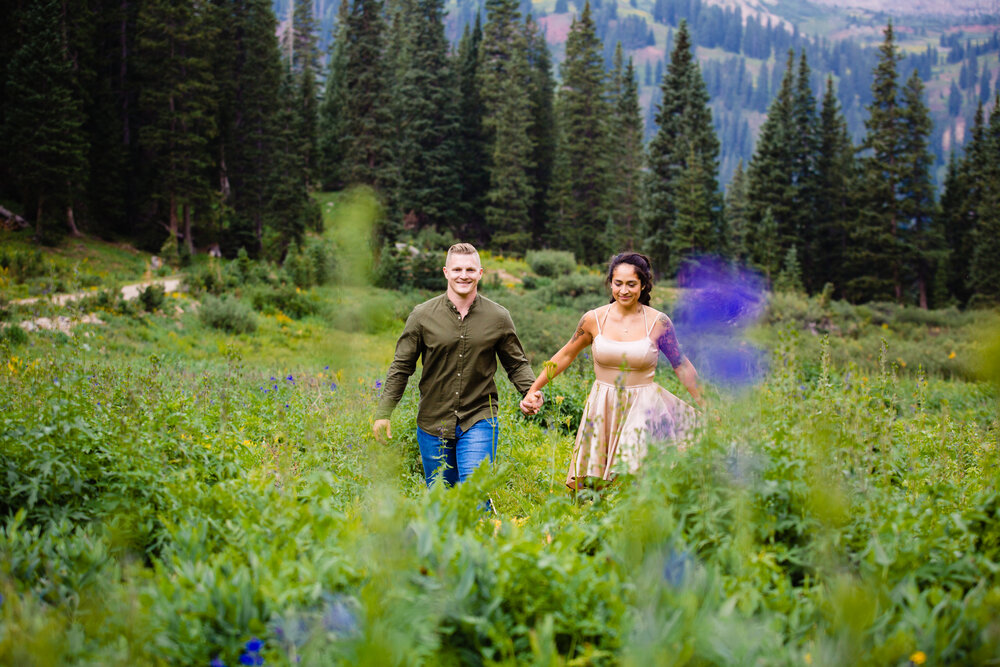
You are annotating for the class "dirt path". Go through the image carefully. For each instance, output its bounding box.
[6,277,185,336]
[11,277,184,307]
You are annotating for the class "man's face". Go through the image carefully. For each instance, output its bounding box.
[443,252,483,298]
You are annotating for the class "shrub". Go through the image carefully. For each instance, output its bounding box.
[0,324,28,347]
[199,295,257,333]
[374,244,446,291]
[138,284,166,313]
[526,250,576,277]
[248,285,319,319]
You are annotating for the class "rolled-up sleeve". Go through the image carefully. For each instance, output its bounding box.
[496,312,535,396]
[375,311,422,420]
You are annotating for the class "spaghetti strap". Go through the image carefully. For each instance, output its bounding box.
[597,305,611,335]
[643,306,653,336]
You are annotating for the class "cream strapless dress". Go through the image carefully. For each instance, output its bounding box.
[567,305,696,489]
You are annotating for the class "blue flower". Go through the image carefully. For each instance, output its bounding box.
[330,383,337,391]
[322,595,359,636]
[270,376,277,381]
[662,548,694,588]
[238,653,263,666]
[210,658,227,667]
[286,374,294,382]
[245,638,263,653]
[374,379,382,389]
[324,365,330,370]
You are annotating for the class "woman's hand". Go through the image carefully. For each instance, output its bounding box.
[519,390,544,415]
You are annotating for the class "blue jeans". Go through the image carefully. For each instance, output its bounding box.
[416,418,498,488]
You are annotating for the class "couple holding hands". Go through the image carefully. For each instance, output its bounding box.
[372,243,703,491]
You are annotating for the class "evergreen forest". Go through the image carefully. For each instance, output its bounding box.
[3,0,1000,306]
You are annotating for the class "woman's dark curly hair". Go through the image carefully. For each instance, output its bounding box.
[606,252,654,305]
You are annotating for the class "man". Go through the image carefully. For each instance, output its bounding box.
[373,243,543,487]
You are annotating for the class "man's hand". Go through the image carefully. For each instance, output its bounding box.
[519,390,544,415]
[373,419,392,442]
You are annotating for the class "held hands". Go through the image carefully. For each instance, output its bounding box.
[372,419,392,443]
[519,390,544,415]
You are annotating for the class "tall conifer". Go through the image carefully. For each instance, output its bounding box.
[642,20,721,275]
[848,22,905,302]
[479,0,535,252]
[3,0,89,240]
[137,0,218,256]
[454,18,490,242]
[813,75,856,295]
[898,68,939,308]
[607,43,644,251]
[968,96,1000,303]
[548,1,611,263]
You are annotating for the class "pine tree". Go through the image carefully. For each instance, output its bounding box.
[672,144,715,265]
[898,68,940,308]
[318,0,350,191]
[264,71,310,258]
[968,95,1000,304]
[454,17,490,242]
[137,0,218,257]
[642,20,721,275]
[724,160,749,262]
[547,1,611,264]
[525,15,557,247]
[3,0,89,241]
[751,206,780,280]
[385,0,461,234]
[227,0,286,256]
[606,44,644,252]
[342,0,393,200]
[479,0,535,252]
[938,149,974,304]
[848,22,905,303]
[813,75,856,297]
[790,51,821,290]
[746,50,795,277]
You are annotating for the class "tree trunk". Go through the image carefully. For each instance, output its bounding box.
[183,202,194,255]
[66,203,82,237]
[918,276,928,309]
[169,192,179,241]
[35,195,45,240]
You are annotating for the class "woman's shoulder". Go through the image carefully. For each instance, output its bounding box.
[644,305,673,327]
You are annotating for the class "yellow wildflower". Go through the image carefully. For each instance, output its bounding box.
[948,351,956,359]
[910,651,926,665]
[555,395,565,405]
[804,654,812,665]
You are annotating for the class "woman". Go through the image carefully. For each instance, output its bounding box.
[521,252,702,490]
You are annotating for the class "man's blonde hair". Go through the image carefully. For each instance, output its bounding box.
[446,243,479,264]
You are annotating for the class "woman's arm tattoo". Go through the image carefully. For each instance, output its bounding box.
[657,315,685,368]
[570,314,590,343]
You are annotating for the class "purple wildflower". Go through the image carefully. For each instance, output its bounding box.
[672,256,768,389]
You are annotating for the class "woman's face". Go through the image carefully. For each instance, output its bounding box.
[611,263,642,308]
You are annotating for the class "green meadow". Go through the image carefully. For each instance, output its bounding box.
[1,200,999,666]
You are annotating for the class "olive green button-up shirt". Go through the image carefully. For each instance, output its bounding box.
[375,293,535,436]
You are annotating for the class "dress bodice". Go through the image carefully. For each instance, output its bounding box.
[591,306,659,387]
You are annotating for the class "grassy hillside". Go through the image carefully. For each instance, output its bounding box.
[2,204,999,664]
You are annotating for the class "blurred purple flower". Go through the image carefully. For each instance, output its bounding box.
[324,365,330,370]
[662,548,694,588]
[672,257,768,389]
[245,638,263,653]
[322,594,359,636]
[210,658,226,667]
[286,374,294,382]
[374,379,382,390]
[330,383,337,391]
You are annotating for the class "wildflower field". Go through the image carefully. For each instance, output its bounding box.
[2,219,1000,665]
